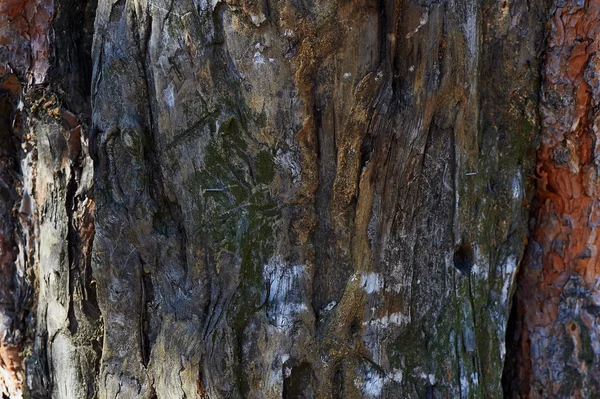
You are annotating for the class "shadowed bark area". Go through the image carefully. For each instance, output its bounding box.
[0,67,26,399]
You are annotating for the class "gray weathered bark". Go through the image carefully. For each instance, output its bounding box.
[87,0,545,396]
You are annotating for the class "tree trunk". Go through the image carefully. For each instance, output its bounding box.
[3,0,598,398]
[504,1,600,398]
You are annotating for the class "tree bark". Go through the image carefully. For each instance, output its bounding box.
[505,1,600,398]
[5,0,599,398]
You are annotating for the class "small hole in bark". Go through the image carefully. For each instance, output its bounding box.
[571,323,577,331]
[453,244,474,273]
[360,137,372,169]
[349,318,360,336]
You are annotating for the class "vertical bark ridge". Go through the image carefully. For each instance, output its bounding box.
[0,0,55,396]
[0,0,100,397]
[507,1,600,397]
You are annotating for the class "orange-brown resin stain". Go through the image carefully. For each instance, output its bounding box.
[515,0,600,397]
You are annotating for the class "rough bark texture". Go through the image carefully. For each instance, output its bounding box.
[85,0,546,396]
[1,0,98,398]
[6,0,600,398]
[0,0,54,396]
[505,1,600,398]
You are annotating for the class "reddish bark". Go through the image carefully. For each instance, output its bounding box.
[0,0,53,83]
[512,1,600,397]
